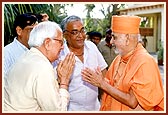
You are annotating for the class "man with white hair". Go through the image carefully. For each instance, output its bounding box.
[4,21,75,111]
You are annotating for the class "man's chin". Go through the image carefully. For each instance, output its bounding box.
[115,51,119,55]
[114,48,119,55]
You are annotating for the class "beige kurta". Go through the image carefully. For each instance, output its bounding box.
[4,48,69,111]
[100,43,164,111]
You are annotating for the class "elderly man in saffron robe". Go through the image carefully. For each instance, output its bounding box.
[81,15,164,111]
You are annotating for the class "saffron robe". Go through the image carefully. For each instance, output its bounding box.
[100,43,164,111]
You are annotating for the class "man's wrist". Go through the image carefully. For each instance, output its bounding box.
[59,83,69,90]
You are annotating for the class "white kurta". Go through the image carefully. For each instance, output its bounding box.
[4,47,69,111]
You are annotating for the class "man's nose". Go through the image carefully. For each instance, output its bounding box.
[110,37,114,44]
[77,32,83,38]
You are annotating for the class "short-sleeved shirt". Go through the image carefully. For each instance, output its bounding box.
[54,40,108,111]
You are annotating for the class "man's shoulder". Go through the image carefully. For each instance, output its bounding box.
[97,40,106,48]
[84,40,97,48]
[85,40,95,45]
[4,38,20,49]
[4,41,15,52]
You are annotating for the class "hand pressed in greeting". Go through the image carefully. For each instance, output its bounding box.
[81,66,104,88]
[57,52,75,89]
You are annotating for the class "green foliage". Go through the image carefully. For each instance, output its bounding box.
[4,4,68,46]
[84,4,123,37]
[85,4,95,18]
[4,3,125,46]
[157,40,164,60]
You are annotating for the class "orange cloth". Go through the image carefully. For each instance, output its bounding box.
[111,15,141,34]
[100,43,164,111]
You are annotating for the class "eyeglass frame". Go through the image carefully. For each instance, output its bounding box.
[63,27,86,37]
[53,38,64,46]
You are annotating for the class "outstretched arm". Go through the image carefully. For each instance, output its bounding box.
[81,67,138,109]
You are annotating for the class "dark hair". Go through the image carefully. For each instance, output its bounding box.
[13,13,38,36]
[106,28,112,34]
[34,14,43,22]
[89,31,102,39]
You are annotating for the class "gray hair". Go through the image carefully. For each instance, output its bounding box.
[28,21,62,48]
[60,15,82,31]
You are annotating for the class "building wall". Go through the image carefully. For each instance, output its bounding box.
[118,3,165,53]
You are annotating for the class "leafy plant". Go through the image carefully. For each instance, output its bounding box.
[157,40,163,60]
[4,4,68,46]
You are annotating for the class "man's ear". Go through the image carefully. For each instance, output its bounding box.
[16,26,22,36]
[43,38,51,50]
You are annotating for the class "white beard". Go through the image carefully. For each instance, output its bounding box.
[114,48,119,55]
[112,44,119,55]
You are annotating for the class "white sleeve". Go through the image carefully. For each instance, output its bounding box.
[84,41,108,71]
[59,88,70,111]
[4,48,13,78]
[94,44,108,70]
[34,66,69,111]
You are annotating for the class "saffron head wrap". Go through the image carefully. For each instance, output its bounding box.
[111,15,141,34]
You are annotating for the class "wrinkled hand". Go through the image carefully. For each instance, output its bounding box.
[81,67,104,88]
[57,52,75,86]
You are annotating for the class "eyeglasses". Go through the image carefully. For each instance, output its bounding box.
[53,38,64,46]
[64,27,86,37]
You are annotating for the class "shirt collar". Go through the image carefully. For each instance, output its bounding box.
[14,37,29,51]
[63,40,90,54]
[30,47,50,63]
